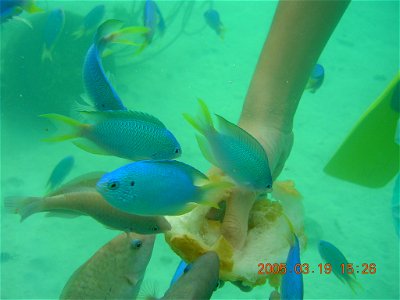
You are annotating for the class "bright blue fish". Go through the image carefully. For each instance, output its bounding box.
[318,240,361,293]
[42,8,65,62]
[1,0,42,23]
[204,9,225,39]
[46,155,75,193]
[73,4,105,39]
[170,260,192,287]
[306,64,324,93]
[280,235,303,300]
[392,174,399,237]
[96,160,231,216]
[143,0,165,44]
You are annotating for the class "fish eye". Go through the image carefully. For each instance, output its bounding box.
[130,181,135,187]
[131,239,142,249]
[175,148,180,154]
[108,181,119,190]
[151,225,159,232]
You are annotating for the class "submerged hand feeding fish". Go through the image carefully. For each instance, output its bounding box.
[40,110,181,161]
[60,232,155,299]
[5,172,171,234]
[96,160,232,216]
[204,9,225,39]
[41,8,65,62]
[72,4,105,39]
[184,99,272,191]
[306,63,324,93]
[318,240,362,293]
[46,155,74,193]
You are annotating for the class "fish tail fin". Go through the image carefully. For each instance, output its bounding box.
[41,45,53,62]
[72,28,85,39]
[198,181,234,208]
[40,113,83,142]
[218,26,226,40]
[347,277,363,294]
[23,0,44,13]
[183,98,215,136]
[4,196,44,222]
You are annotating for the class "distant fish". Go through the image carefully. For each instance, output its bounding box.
[40,110,181,161]
[392,174,399,237]
[96,160,232,216]
[60,232,155,299]
[161,252,220,299]
[41,8,65,62]
[72,4,105,39]
[1,0,42,25]
[204,9,225,39]
[280,234,303,300]
[170,260,191,287]
[143,0,165,44]
[183,99,272,191]
[5,173,171,234]
[46,155,74,193]
[318,240,362,293]
[306,64,325,93]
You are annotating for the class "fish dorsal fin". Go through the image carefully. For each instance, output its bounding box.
[79,110,166,128]
[215,114,266,157]
[145,160,208,183]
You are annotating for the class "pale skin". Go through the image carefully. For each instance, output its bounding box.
[220,0,351,250]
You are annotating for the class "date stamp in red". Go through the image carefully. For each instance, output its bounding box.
[258,263,376,275]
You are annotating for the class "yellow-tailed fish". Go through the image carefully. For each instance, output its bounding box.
[183,99,272,191]
[46,155,74,193]
[40,110,181,160]
[306,63,324,93]
[72,4,105,39]
[41,8,65,62]
[5,173,171,234]
[1,0,43,25]
[96,160,232,216]
[60,232,155,299]
[204,9,225,39]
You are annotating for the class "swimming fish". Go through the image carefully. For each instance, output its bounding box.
[40,110,181,161]
[60,232,155,299]
[170,260,191,287]
[96,160,231,216]
[162,252,220,299]
[280,234,303,300]
[72,4,105,39]
[183,99,272,191]
[306,64,325,93]
[41,8,65,62]
[392,174,399,237]
[5,173,171,234]
[46,155,74,193]
[1,0,42,24]
[318,240,362,293]
[204,9,225,39]
[143,0,165,44]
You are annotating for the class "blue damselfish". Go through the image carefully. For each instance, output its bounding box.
[42,8,65,62]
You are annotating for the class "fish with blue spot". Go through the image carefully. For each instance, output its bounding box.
[204,8,225,39]
[306,64,324,93]
[41,8,65,62]
[72,4,105,39]
[1,0,42,25]
[143,0,165,44]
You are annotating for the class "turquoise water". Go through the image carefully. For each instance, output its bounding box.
[1,1,399,299]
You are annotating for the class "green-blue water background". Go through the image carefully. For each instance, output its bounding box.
[1,0,399,299]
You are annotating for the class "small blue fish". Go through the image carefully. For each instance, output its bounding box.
[1,0,42,24]
[318,240,361,293]
[46,155,74,193]
[170,260,192,287]
[40,110,181,161]
[392,174,399,237]
[143,0,165,44]
[204,9,225,39]
[73,4,105,39]
[306,64,324,93]
[184,99,272,191]
[96,160,231,216]
[41,9,65,62]
[280,235,303,300]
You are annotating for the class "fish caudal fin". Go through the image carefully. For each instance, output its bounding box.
[41,45,53,62]
[347,277,363,294]
[40,113,84,142]
[183,99,215,136]
[4,196,44,222]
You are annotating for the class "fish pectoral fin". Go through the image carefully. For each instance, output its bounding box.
[72,140,109,156]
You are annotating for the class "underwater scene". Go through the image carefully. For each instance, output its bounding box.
[1,0,399,299]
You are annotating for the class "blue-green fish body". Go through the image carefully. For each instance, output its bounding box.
[306,64,324,93]
[1,0,42,24]
[41,110,181,161]
[204,9,225,39]
[42,8,65,62]
[143,0,165,44]
[184,99,272,191]
[73,4,105,39]
[96,160,228,216]
[46,155,74,193]
[318,240,361,293]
